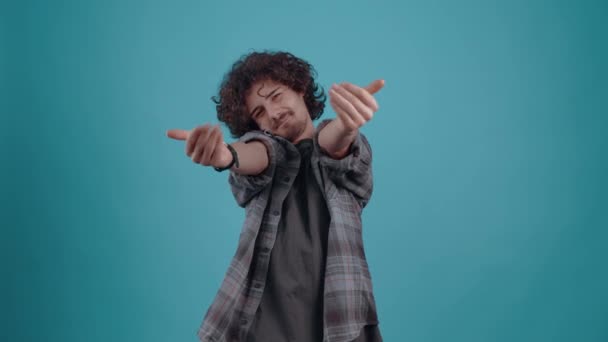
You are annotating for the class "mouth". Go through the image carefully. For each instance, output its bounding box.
[276,112,290,129]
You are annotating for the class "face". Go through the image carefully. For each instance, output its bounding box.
[245,79,314,143]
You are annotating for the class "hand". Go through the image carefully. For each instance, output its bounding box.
[166,124,233,168]
[329,79,385,134]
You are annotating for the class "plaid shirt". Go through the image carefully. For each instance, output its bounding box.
[197,119,379,342]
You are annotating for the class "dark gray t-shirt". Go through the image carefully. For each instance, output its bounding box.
[246,139,382,342]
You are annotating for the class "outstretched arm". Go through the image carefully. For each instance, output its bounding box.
[167,124,269,176]
[318,79,384,158]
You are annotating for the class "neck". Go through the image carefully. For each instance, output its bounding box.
[291,119,314,144]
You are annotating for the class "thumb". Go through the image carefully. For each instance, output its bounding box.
[166,129,190,141]
[364,79,385,95]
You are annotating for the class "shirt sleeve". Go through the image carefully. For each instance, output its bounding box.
[314,119,374,209]
[228,131,278,208]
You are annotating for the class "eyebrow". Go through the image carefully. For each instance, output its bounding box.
[250,86,281,117]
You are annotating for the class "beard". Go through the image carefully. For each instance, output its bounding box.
[269,109,312,143]
[282,118,312,143]
[275,113,300,140]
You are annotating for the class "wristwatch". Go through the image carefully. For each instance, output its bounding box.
[214,143,239,172]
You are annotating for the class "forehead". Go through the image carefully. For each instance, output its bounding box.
[245,79,286,109]
[247,79,284,97]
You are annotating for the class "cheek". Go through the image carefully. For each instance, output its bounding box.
[287,98,302,112]
[257,118,271,129]
[295,100,307,115]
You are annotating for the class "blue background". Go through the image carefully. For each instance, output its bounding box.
[4,0,607,341]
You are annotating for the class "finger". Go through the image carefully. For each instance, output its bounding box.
[209,126,225,165]
[192,125,213,163]
[201,126,220,165]
[332,98,359,132]
[341,82,379,112]
[332,84,374,121]
[330,87,366,127]
[329,90,357,129]
[364,79,385,95]
[330,91,357,131]
[167,129,189,140]
[186,126,204,157]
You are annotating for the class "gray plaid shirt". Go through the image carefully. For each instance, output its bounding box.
[197,119,379,342]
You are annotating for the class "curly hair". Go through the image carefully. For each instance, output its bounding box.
[212,50,326,138]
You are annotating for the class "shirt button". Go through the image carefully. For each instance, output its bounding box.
[272,210,280,216]
[283,176,290,182]
[240,318,248,325]
[261,247,270,253]
[254,283,262,289]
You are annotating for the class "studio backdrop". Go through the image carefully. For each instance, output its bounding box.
[4,1,607,341]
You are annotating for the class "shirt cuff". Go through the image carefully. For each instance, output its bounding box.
[313,119,371,174]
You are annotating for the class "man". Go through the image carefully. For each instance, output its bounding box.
[167,51,384,342]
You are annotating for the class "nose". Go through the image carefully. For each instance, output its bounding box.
[267,105,284,121]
